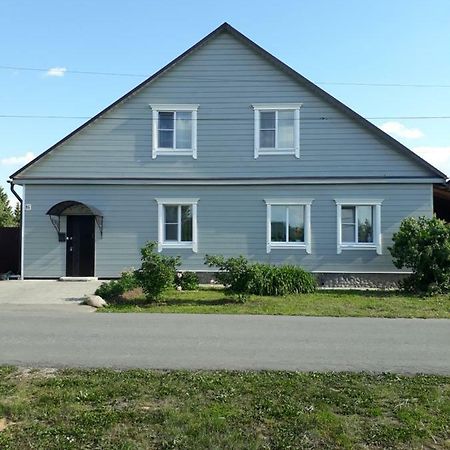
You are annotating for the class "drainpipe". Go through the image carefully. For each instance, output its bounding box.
[7,180,23,279]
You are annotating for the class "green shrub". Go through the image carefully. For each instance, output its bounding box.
[205,255,316,300]
[95,269,139,301]
[204,255,252,302]
[175,271,199,291]
[248,263,316,296]
[389,216,450,295]
[135,241,180,301]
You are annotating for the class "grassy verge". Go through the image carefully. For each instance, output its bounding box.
[100,288,450,318]
[0,367,448,449]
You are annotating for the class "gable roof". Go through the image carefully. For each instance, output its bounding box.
[10,22,447,180]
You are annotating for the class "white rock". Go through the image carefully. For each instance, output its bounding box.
[83,294,108,308]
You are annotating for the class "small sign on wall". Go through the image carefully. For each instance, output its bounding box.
[25,204,31,211]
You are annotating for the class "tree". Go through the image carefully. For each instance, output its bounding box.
[0,186,17,227]
[13,203,21,227]
[389,216,450,294]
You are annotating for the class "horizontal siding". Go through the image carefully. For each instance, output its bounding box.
[23,184,432,277]
[19,32,431,180]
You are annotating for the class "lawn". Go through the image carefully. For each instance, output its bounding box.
[0,367,448,450]
[100,287,450,318]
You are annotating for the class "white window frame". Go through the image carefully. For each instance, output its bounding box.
[335,199,383,255]
[252,103,302,159]
[150,104,199,159]
[155,198,198,252]
[264,199,313,254]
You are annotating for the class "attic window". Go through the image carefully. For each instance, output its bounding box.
[150,104,199,159]
[252,103,302,159]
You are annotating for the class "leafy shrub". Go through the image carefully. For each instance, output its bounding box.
[389,216,450,295]
[205,255,316,300]
[204,255,252,302]
[175,271,200,291]
[135,241,180,301]
[95,269,139,301]
[248,263,316,296]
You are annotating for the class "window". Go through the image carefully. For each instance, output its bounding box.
[335,200,382,254]
[150,104,199,159]
[265,199,312,253]
[253,103,302,158]
[156,198,198,252]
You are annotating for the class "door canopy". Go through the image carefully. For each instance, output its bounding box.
[46,200,103,238]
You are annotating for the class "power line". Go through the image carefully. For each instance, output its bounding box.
[0,65,145,78]
[1,64,450,88]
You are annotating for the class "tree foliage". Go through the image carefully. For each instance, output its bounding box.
[389,216,450,294]
[0,186,19,227]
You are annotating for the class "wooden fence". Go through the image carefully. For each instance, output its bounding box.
[0,227,20,275]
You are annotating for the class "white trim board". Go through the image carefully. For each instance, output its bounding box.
[20,185,25,279]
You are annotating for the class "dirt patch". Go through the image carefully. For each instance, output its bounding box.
[14,367,58,380]
[122,287,144,300]
[0,418,13,432]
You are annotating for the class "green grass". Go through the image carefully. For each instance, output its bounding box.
[0,367,448,449]
[100,288,450,318]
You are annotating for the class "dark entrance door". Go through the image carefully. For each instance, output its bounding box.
[66,216,95,276]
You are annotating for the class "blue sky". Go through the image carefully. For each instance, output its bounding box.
[1,0,450,205]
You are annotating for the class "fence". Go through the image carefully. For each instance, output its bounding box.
[0,227,20,275]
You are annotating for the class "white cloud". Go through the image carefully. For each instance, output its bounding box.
[0,151,35,166]
[46,67,67,77]
[412,146,450,175]
[380,121,424,139]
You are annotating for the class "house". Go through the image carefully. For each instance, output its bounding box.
[9,23,447,286]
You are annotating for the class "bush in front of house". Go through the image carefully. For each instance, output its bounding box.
[175,271,200,291]
[135,241,180,301]
[389,216,450,295]
[204,254,316,301]
[204,255,252,302]
[95,269,139,301]
[248,263,316,296]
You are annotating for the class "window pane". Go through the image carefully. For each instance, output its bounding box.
[271,206,286,242]
[341,206,355,224]
[288,205,304,242]
[181,205,192,242]
[159,112,174,130]
[357,206,374,243]
[159,130,174,148]
[176,112,192,149]
[278,110,295,148]
[342,224,356,242]
[260,130,276,148]
[165,224,178,241]
[260,111,275,129]
[164,205,178,223]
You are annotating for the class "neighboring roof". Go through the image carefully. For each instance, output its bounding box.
[10,22,447,180]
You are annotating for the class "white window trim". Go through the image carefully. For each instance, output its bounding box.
[155,198,199,253]
[264,199,313,254]
[150,104,199,159]
[252,103,302,159]
[335,199,383,255]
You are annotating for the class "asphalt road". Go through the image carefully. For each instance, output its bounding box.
[1,306,449,374]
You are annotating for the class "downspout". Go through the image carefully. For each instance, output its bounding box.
[7,180,23,279]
